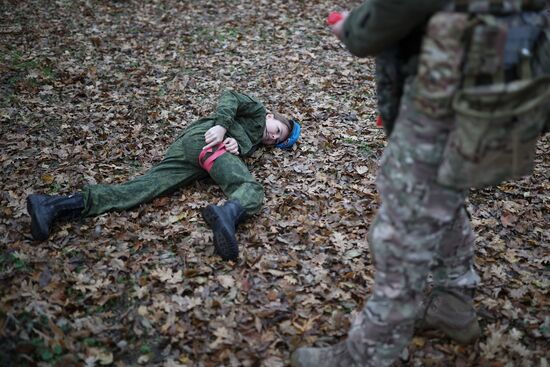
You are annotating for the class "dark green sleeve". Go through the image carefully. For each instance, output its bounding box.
[341,0,448,57]
[233,127,255,158]
[212,90,265,130]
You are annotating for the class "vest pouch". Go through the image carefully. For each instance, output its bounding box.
[437,75,550,189]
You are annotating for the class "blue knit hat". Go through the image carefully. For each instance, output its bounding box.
[276,119,301,149]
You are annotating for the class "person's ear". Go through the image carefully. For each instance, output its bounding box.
[266,113,274,120]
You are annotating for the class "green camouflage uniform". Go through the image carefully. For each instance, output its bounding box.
[81,91,266,217]
[304,1,549,366]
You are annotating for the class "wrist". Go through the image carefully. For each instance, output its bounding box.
[214,120,229,132]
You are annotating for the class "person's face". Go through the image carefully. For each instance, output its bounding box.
[262,114,290,145]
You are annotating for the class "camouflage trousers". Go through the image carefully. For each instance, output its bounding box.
[346,100,480,366]
[81,135,264,217]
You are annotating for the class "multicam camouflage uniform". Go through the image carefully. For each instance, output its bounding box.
[292,1,550,366]
[81,90,266,217]
[374,31,423,136]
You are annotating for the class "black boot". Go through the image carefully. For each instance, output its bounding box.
[26,193,84,241]
[201,200,246,261]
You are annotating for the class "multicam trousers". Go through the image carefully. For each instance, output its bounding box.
[81,134,264,217]
[346,99,480,366]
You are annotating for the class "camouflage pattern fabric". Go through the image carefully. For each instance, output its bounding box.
[375,31,422,136]
[375,49,404,136]
[208,151,264,215]
[292,9,547,367]
[534,17,550,131]
[446,0,547,13]
[429,12,550,188]
[81,91,267,217]
[342,9,547,367]
[179,90,266,158]
[412,13,469,118]
[344,98,479,366]
[81,133,208,217]
[81,132,265,217]
[341,0,448,57]
[307,2,549,366]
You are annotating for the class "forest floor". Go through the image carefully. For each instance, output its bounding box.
[1,0,549,366]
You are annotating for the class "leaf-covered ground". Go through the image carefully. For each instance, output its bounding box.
[1,1,549,366]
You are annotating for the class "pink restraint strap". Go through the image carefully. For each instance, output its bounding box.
[198,143,227,173]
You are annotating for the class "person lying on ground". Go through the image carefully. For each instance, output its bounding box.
[26,90,301,261]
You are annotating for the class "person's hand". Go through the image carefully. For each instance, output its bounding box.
[203,125,227,150]
[329,11,349,40]
[223,137,239,155]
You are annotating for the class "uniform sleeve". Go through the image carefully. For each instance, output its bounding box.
[341,0,449,57]
[237,136,255,157]
[212,90,266,130]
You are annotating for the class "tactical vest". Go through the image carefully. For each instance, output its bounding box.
[447,0,547,13]
[412,0,550,189]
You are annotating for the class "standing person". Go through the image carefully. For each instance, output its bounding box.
[27,90,301,261]
[292,1,549,366]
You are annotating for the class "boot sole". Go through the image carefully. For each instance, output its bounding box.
[26,195,49,241]
[201,206,239,261]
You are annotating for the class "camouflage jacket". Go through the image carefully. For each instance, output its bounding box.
[341,0,448,57]
[342,0,549,135]
[181,91,266,157]
[341,0,448,135]
[342,0,548,56]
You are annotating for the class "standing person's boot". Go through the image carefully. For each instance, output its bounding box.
[416,288,480,344]
[26,193,85,241]
[290,341,361,367]
[201,200,246,261]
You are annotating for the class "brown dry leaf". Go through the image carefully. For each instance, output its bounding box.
[217,274,235,289]
[355,165,369,175]
[500,211,517,227]
[41,174,55,184]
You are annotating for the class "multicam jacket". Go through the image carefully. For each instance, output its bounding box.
[341,0,549,135]
[181,90,267,157]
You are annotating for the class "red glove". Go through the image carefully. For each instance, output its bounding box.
[327,11,343,26]
[376,115,384,127]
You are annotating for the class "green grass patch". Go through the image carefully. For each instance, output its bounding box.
[84,337,101,347]
[217,27,240,42]
[341,138,375,157]
[1,93,17,107]
[140,344,151,354]
[358,144,373,156]
[1,50,59,107]
[4,50,36,71]
[48,182,63,193]
[0,252,28,272]
[42,65,56,79]
[3,50,57,82]
[36,343,63,363]
[5,313,66,363]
